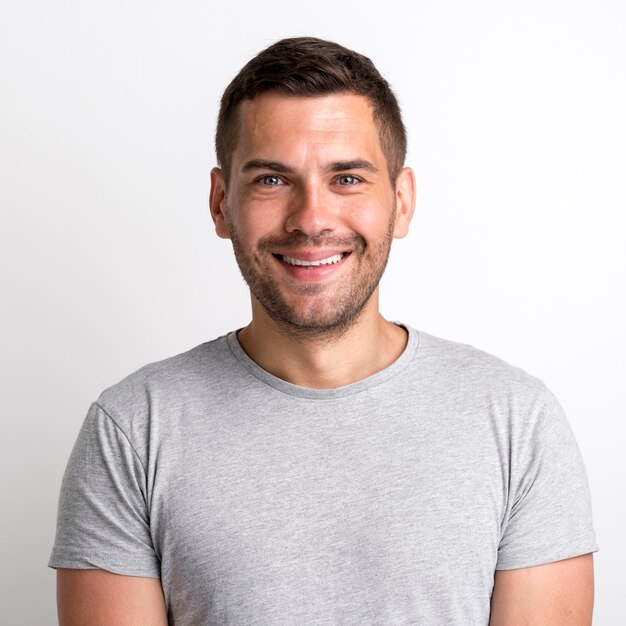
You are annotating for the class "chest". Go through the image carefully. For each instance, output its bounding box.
[151,405,505,595]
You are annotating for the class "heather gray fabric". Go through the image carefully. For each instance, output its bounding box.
[49,324,598,625]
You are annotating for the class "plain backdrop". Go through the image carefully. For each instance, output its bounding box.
[1,0,624,623]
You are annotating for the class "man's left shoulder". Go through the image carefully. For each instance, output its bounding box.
[413,328,550,402]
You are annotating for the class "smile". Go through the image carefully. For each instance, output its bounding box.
[280,253,345,267]
[271,251,352,282]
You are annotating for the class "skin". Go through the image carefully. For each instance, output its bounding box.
[56,569,167,625]
[489,553,594,625]
[57,91,594,623]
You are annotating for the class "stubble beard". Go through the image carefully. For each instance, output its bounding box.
[225,206,397,342]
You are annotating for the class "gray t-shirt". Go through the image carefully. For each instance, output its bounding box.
[48,324,598,625]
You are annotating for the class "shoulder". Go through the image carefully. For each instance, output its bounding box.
[417,329,545,388]
[412,328,554,417]
[94,332,241,432]
[408,328,575,466]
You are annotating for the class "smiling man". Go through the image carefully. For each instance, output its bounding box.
[49,37,598,625]
[213,90,414,388]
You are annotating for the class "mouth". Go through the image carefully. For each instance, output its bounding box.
[273,252,351,267]
[271,251,352,281]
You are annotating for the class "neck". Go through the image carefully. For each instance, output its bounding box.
[236,294,408,389]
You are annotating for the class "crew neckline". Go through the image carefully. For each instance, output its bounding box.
[225,322,420,399]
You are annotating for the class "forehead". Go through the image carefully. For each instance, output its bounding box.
[232,92,384,166]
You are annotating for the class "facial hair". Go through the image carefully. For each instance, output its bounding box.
[224,204,397,342]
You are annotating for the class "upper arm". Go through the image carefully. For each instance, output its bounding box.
[57,568,168,626]
[489,553,594,626]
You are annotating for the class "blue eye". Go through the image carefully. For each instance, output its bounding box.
[259,175,283,185]
[338,175,360,185]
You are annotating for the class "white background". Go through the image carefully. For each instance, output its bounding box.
[1,0,624,623]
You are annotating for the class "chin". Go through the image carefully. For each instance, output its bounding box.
[266,301,369,338]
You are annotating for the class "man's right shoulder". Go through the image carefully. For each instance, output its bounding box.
[94,332,239,428]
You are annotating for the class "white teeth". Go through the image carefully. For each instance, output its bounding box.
[281,253,344,267]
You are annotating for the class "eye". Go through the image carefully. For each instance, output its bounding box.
[337,175,361,186]
[257,175,284,186]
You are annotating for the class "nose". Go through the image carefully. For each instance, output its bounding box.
[283,184,338,236]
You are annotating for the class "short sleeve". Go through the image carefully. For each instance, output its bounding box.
[496,389,599,570]
[48,402,161,577]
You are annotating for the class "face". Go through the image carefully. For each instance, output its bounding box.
[210,92,415,338]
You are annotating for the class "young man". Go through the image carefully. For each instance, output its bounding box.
[49,37,598,625]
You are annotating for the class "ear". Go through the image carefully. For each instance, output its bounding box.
[209,167,231,239]
[392,167,416,239]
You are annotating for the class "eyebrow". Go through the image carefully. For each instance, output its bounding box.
[325,160,379,174]
[240,159,379,175]
[241,160,297,175]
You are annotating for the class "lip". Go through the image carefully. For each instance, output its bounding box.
[273,251,351,282]
[272,249,349,262]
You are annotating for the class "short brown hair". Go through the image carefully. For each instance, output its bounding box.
[215,37,407,185]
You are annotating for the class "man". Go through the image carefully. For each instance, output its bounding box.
[49,37,598,625]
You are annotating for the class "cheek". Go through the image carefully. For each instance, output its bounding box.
[346,200,393,241]
[228,196,285,240]
[243,210,284,240]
